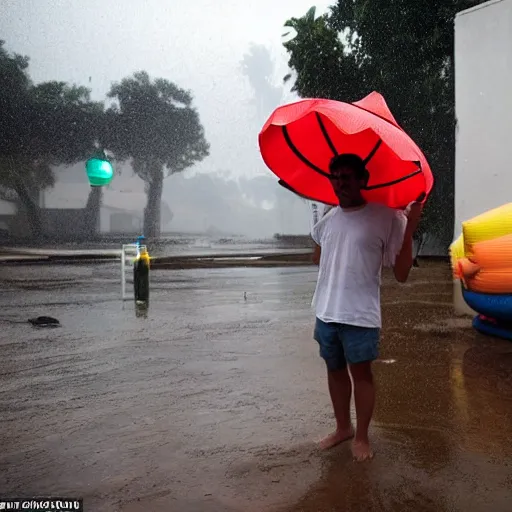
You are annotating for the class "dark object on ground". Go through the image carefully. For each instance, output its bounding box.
[28,316,60,327]
[413,258,420,267]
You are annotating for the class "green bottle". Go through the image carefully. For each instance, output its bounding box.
[133,246,150,303]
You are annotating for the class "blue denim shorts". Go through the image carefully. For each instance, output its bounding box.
[313,317,380,371]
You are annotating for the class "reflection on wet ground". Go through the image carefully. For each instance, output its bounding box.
[0,261,511,511]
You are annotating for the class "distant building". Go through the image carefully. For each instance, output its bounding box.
[1,160,176,240]
[39,161,144,232]
[41,182,145,234]
[0,199,16,239]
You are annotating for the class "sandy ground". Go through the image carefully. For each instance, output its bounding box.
[1,260,511,511]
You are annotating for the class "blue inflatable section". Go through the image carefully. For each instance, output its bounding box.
[473,316,512,342]
[462,289,512,323]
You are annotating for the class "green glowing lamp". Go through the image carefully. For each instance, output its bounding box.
[85,151,114,187]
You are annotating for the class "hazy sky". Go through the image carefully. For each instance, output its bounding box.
[1,0,330,178]
[1,0,332,236]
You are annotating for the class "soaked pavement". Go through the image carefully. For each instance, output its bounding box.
[0,261,511,511]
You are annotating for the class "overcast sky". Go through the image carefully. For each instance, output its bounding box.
[1,0,332,235]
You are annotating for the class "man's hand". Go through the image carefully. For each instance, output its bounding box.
[393,199,424,283]
[404,200,423,233]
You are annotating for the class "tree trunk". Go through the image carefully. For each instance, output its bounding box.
[13,178,43,238]
[143,174,163,239]
[83,186,103,238]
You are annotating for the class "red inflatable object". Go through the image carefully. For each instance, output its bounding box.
[258,92,434,208]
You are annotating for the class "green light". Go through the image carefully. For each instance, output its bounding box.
[85,157,114,187]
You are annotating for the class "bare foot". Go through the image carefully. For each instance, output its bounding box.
[351,440,374,462]
[317,427,354,450]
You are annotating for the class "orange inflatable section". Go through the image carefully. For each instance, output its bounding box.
[457,234,512,294]
[471,233,512,268]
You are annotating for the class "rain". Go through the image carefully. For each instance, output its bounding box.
[1,1,511,511]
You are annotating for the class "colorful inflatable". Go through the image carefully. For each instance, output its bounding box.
[450,203,512,341]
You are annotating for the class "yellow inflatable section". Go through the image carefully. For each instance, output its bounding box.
[450,234,465,278]
[452,203,512,294]
[462,202,512,256]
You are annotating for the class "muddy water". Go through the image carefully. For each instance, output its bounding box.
[0,261,511,511]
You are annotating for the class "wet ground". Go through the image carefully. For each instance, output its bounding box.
[1,260,511,511]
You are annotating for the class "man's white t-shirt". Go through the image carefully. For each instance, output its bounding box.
[310,202,334,231]
[311,203,407,328]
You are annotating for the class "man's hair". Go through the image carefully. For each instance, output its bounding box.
[329,153,367,181]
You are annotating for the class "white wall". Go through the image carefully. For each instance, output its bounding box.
[0,199,16,215]
[454,0,512,237]
[453,0,512,315]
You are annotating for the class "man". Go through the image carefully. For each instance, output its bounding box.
[311,153,422,462]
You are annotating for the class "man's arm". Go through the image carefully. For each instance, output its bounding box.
[312,242,321,265]
[310,205,334,265]
[393,202,423,283]
[311,214,321,265]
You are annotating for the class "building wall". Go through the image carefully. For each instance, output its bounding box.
[109,212,143,233]
[0,199,16,216]
[43,209,93,238]
[453,0,512,315]
[42,184,146,234]
[454,0,512,236]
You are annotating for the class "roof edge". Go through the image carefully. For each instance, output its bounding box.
[456,0,508,18]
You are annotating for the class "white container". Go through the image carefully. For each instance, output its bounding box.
[453,279,477,317]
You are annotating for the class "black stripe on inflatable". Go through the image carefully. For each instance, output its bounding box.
[363,139,382,165]
[315,113,338,157]
[278,179,338,206]
[365,168,422,190]
[282,123,423,192]
[282,126,330,177]
[351,102,405,132]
